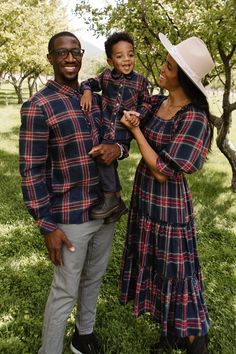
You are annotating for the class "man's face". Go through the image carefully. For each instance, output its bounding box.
[47,36,83,88]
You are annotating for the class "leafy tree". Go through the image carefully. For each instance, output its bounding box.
[0,0,22,48]
[75,0,236,190]
[0,0,68,103]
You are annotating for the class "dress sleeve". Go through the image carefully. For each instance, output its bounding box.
[156,109,211,177]
[19,100,58,235]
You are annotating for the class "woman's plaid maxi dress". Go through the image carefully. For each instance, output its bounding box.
[120,96,211,337]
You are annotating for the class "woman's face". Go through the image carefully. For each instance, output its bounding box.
[159,54,180,91]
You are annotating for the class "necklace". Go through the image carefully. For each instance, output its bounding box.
[166,97,190,110]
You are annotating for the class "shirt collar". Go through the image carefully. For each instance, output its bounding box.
[46,80,80,97]
[111,69,134,80]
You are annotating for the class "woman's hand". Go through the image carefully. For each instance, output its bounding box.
[121,110,140,132]
[121,110,167,183]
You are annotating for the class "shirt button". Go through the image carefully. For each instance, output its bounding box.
[116,103,119,106]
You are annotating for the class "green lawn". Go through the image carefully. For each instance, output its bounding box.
[0,100,236,354]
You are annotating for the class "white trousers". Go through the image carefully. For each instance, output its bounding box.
[38,220,115,354]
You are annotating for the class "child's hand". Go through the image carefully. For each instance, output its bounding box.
[123,110,140,126]
[121,110,140,131]
[128,114,140,127]
[81,90,92,112]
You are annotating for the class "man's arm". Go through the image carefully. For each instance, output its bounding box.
[19,100,57,234]
[19,100,74,265]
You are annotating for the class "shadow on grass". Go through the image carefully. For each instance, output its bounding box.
[0,126,20,139]
[0,88,28,105]
[0,147,52,353]
[0,149,26,224]
[0,91,19,105]
[187,171,236,353]
[0,255,52,354]
[0,144,236,353]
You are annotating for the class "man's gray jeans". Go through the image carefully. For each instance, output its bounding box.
[38,219,115,354]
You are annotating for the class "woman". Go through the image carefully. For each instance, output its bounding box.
[120,33,214,353]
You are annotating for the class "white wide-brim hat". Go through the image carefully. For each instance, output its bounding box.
[158,33,214,96]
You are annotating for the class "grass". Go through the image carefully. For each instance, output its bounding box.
[0,94,236,353]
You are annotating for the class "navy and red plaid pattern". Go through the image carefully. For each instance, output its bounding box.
[80,68,151,144]
[120,95,211,337]
[19,80,102,235]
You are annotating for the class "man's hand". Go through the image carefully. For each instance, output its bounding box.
[44,228,75,266]
[81,90,92,112]
[89,143,121,165]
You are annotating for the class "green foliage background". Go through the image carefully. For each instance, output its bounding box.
[0,1,236,351]
[0,92,236,353]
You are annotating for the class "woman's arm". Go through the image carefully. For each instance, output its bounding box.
[121,113,167,183]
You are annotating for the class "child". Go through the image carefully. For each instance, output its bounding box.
[81,31,151,223]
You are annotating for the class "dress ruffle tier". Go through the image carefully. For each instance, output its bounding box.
[120,214,210,337]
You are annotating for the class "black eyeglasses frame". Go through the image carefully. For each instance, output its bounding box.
[49,48,85,59]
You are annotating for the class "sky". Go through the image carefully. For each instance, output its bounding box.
[63,0,115,50]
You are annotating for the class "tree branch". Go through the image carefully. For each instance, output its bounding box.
[229,101,236,113]
[137,52,159,89]
[140,0,159,40]
[227,44,236,61]
[156,1,181,37]
[209,113,223,129]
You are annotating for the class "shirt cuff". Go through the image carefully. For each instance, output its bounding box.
[36,218,58,235]
[80,84,91,93]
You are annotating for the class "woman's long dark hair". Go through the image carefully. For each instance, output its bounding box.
[177,66,213,149]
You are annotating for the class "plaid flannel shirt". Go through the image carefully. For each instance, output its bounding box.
[80,68,151,144]
[19,80,103,235]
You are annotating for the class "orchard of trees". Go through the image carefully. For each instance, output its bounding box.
[0,0,67,103]
[0,0,235,190]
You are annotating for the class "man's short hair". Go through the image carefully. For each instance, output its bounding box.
[48,31,80,53]
[104,31,134,58]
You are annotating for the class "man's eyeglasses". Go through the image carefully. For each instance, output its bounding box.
[50,48,85,59]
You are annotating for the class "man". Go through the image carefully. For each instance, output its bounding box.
[19,31,125,354]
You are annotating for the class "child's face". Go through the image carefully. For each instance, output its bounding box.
[107,41,135,75]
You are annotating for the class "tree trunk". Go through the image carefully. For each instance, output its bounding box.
[8,70,35,104]
[13,84,23,104]
[215,43,236,191]
[211,110,236,192]
[27,74,38,97]
[216,131,236,191]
